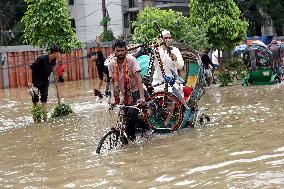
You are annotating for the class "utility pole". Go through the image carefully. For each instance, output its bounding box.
[102,0,107,32]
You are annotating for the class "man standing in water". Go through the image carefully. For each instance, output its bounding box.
[269,40,283,80]
[201,48,215,85]
[29,45,60,121]
[88,36,110,100]
[108,39,152,141]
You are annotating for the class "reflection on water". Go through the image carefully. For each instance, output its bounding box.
[0,80,284,188]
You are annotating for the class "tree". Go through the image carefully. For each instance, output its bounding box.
[22,0,80,53]
[101,0,107,33]
[99,0,115,42]
[236,0,284,36]
[180,23,211,51]
[0,0,26,45]
[131,7,209,50]
[190,0,248,50]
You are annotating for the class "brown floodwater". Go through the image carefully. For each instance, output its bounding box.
[0,79,284,188]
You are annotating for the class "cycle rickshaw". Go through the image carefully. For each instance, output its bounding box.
[242,41,281,85]
[96,43,210,154]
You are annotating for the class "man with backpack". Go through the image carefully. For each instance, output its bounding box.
[29,45,60,121]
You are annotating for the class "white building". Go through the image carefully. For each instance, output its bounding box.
[67,0,123,42]
[67,0,189,43]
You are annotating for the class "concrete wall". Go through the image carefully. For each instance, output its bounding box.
[69,0,123,43]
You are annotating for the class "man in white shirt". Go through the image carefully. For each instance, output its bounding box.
[212,50,221,68]
[152,30,184,92]
[151,30,184,128]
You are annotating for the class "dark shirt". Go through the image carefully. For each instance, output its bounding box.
[201,53,215,70]
[30,55,56,87]
[96,51,105,70]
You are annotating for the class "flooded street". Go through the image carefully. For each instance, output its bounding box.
[0,80,284,188]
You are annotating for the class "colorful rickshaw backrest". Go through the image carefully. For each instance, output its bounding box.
[243,42,273,69]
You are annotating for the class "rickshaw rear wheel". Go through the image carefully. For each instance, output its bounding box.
[148,91,184,131]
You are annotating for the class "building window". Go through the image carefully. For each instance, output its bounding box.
[124,13,129,28]
[129,0,135,8]
[69,0,74,5]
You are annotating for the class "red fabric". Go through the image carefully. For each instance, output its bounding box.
[57,64,64,76]
[183,86,193,100]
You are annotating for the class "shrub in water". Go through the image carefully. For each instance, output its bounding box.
[31,104,45,122]
[217,71,232,87]
[217,57,246,86]
[51,103,73,118]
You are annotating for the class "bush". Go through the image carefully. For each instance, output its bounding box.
[51,103,73,118]
[217,57,247,86]
[31,104,45,122]
[217,71,232,87]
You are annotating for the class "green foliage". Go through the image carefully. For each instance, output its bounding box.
[131,7,209,50]
[31,104,45,122]
[4,22,25,46]
[0,0,26,45]
[180,25,211,51]
[100,16,111,26]
[51,103,73,118]
[190,0,248,50]
[236,0,284,35]
[100,29,115,42]
[217,71,232,87]
[99,16,115,42]
[22,0,81,53]
[217,57,247,86]
[227,58,247,80]
[132,7,186,44]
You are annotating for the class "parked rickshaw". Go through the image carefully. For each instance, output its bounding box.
[242,41,281,85]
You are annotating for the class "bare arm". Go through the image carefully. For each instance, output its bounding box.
[110,78,115,102]
[96,36,102,52]
[135,72,145,101]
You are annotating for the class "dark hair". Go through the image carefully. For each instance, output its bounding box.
[204,48,211,53]
[112,39,126,50]
[50,44,60,54]
[87,50,96,58]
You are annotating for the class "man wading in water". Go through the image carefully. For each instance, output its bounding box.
[88,36,110,101]
[28,45,60,122]
[108,39,152,141]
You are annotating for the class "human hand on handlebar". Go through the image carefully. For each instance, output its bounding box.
[137,98,146,107]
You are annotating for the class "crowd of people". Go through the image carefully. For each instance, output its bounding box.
[27,31,191,139]
[28,30,283,140]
